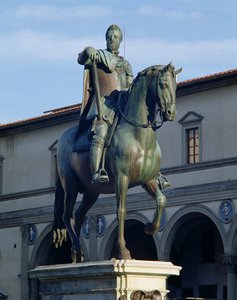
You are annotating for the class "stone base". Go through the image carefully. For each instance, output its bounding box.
[29,259,181,300]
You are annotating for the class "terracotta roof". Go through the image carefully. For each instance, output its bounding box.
[178,68,237,86]
[176,68,237,97]
[1,68,237,129]
[0,104,81,128]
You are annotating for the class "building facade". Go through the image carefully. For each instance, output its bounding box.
[0,69,237,300]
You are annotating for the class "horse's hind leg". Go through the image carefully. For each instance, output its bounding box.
[61,178,82,263]
[52,178,67,248]
[142,179,166,235]
[74,190,99,258]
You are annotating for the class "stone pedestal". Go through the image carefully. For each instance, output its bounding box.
[29,259,181,300]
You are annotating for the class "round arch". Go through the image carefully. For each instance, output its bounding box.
[98,212,160,260]
[160,203,226,260]
[30,223,52,268]
[30,223,88,268]
[160,204,226,299]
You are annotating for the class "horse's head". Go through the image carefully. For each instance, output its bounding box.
[120,63,182,131]
[147,63,182,122]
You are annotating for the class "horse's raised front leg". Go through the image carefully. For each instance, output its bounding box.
[142,179,166,235]
[74,190,99,261]
[115,174,132,259]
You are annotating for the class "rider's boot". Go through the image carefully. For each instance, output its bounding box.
[91,143,109,185]
[90,121,109,185]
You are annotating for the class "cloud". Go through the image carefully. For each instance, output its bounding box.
[125,38,237,79]
[0,29,236,80]
[15,4,113,20]
[137,5,204,20]
[0,30,104,61]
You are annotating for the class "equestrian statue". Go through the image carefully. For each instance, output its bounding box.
[53,24,182,262]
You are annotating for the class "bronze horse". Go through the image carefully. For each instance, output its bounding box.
[53,63,181,262]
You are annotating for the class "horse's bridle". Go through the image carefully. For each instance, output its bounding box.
[118,71,167,130]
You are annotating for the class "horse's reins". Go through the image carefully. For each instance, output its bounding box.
[118,73,165,130]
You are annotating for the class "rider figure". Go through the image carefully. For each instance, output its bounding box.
[77,24,133,185]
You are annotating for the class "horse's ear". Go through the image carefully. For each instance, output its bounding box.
[175,67,182,75]
[164,62,173,72]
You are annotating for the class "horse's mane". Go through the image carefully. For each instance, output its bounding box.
[137,65,165,78]
[128,65,166,94]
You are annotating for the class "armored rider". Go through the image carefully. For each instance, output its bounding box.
[77,24,133,185]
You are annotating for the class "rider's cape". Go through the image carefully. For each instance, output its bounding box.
[79,49,133,125]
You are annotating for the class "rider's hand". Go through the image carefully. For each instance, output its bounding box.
[86,47,98,63]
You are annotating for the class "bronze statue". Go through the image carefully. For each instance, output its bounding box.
[53,58,182,262]
[75,24,133,185]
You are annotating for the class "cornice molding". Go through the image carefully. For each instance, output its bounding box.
[0,110,79,137]
[0,187,55,202]
[162,157,237,175]
[0,157,236,202]
[1,180,237,229]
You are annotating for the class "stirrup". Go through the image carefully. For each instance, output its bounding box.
[158,175,171,190]
[92,169,109,185]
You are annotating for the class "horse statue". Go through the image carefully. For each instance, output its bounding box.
[53,63,182,262]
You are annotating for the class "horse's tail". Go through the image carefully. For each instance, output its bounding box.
[52,178,67,248]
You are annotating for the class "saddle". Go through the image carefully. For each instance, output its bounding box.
[73,124,93,153]
[73,94,124,153]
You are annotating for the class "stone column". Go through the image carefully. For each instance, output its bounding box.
[223,254,237,300]
[88,215,98,261]
[29,278,39,300]
[21,224,29,300]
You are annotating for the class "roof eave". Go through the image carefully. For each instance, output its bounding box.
[177,69,237,97]
[0,107,80,136]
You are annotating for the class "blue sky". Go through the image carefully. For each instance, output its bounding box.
[1,0,237,123]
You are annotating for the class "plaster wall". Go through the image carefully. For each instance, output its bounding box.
[159,84,237,168]
[167,164,237,189]
[0,227,21,300]
[0,85,235,203]
[0,85,236,197]
[0,193,54,214]
[0,121,76,195]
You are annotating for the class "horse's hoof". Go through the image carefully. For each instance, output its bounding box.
[144,222,157,235]
[71,250,84,263]
[118,247,132,260]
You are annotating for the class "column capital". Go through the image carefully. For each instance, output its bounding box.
[223,254,237,273]
[21,224,29,240]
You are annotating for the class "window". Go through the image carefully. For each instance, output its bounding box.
[48,141,58,186]
[179,111,203,165]
[186,127,199,164]
[52,151,58,186]
[0,156,4,195]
